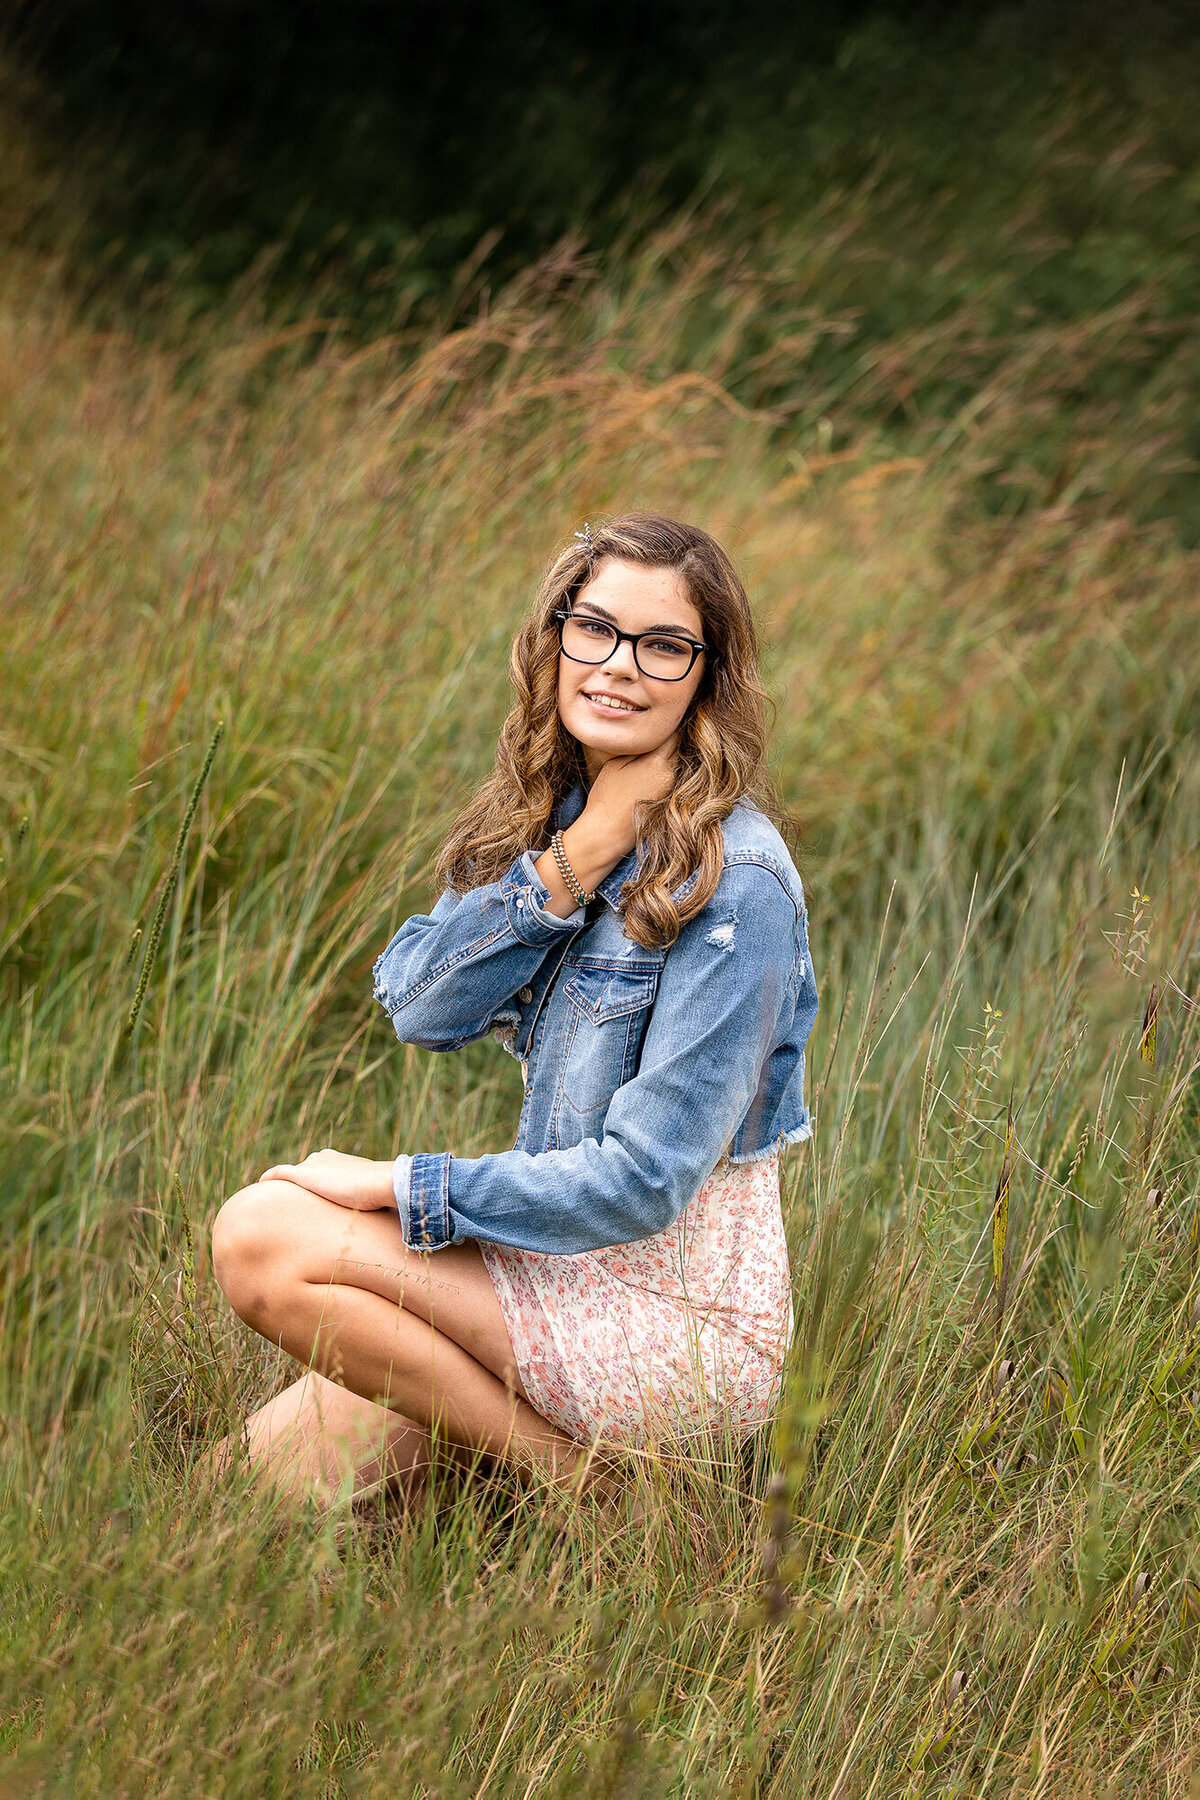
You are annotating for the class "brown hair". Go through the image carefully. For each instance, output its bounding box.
[435,512,774,948]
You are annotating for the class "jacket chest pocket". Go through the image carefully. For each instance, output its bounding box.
[559,959,661,1124]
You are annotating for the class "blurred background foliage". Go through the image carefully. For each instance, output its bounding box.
[6,0,973,291]
[7,0,1200,541]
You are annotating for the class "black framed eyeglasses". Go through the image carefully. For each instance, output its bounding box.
[553,609,712,682]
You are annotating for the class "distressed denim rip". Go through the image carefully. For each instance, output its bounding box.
[372,786,818,1254]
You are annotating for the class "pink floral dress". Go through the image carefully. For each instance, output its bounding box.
[480,1151,793,1448]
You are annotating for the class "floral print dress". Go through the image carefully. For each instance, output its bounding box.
[479,1151,793,1448]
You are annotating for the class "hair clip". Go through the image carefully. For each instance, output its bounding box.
[573,522,594,553]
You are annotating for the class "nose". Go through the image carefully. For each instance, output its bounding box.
[600,636,639,679]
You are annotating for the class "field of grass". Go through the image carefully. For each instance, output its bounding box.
[2,29,1200,1796]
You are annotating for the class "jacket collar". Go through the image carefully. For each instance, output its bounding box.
[555,783,639,915]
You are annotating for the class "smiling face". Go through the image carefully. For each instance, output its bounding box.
[555,558,707,781]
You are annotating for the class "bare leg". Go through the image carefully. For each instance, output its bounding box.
[210,1180,586,1499]
[229,1372,441,1505]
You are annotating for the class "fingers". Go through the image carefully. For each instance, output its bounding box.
[260,1148,335,1179]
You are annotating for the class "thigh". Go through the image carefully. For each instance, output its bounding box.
[244,1181,525,1394]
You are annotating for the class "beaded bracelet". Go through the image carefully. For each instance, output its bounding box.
[550,830,595,906]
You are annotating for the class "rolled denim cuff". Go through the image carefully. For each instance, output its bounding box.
[396,1151,453,1250]
[499,852,584,945]
[392,1154,414,1238]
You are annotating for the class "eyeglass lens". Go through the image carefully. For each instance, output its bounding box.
[561,615,696,680]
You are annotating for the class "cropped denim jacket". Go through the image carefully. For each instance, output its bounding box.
[372,786,818,1255]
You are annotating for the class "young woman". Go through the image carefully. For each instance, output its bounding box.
[211,514,818,1502]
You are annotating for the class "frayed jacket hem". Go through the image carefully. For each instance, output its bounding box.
[726,1122,813,1167]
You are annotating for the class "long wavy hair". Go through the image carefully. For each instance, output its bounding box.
[436,512,775,949]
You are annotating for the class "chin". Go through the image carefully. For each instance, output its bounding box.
[568,717,655,761]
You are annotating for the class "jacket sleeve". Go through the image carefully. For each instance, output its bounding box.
[392,862,807,1252]
[372,853,583,1051]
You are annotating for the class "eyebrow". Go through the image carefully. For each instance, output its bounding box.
[574,599,700,637]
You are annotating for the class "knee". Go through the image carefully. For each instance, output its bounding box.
[211,1182,295,1328]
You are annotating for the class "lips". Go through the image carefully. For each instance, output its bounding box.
[582,690,646,714]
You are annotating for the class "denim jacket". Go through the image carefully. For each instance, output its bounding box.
[372,786,818,1254]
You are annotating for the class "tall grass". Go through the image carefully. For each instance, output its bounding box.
[2,63,1200,1797]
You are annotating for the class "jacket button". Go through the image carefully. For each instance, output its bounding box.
[524,1084,532,1098]
[518,986,532,1003]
